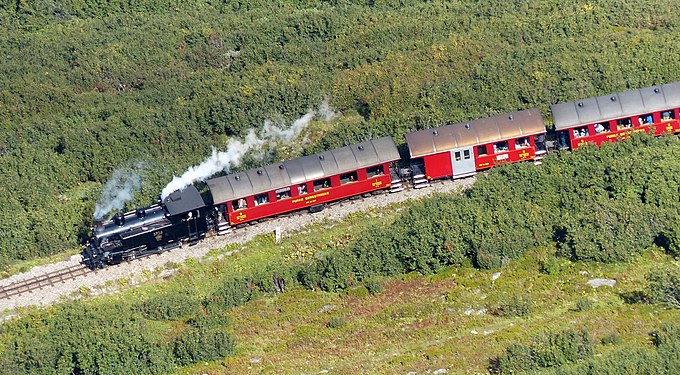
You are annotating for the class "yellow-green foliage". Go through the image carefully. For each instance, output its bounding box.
[2,0,680,267]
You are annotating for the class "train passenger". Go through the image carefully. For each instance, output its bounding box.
[618,119,632,129]
[640,114,653,125]
[255,195,267,206]
[595,123,604,133]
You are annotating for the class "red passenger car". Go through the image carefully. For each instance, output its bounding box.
[404,108,547,187]
[205,137,401,229]
[551,82,680,150]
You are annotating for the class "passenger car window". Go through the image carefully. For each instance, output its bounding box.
[313,178,331,191]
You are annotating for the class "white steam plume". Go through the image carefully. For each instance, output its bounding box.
[160,99,338,200]
[94,163,147,220]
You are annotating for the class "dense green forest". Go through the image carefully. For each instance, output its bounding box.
[1,0,680,266]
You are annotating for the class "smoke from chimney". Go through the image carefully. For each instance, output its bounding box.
[160,99,337,200]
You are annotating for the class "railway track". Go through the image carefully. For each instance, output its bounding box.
[0,264,90,300]
[0,176,476,307]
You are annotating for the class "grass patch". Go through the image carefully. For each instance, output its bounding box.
[184,247,680,374]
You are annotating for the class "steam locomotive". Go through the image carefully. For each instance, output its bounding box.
[82,81,680,269]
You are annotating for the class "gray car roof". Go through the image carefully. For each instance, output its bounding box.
[164,185,206,216]
[207,136,400,203]
[551,81,680,130]
[405,108,546,158]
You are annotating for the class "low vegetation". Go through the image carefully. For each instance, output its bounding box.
[3,0,680,372]
[2,135,680,373]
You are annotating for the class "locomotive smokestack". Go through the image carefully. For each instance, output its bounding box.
[113,212,125,226]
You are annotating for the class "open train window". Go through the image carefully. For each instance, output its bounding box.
[275,187,291,200]
[572,126,589,138]
[661,111,675,121]
[254,193,269,206]
[340,171,357,184]
[617,118,632,129]
[232,198,247,211]
[594,122,610,134]
[477,145,488,156]
[298,184,308,195]
[493,141,509,153]
[313,178,331,191]
[638,113,654,125]
[515,137,530,148]
[367,165,384,177]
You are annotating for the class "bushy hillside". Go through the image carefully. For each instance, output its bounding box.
[2,135,680,374]
[1,0,680,265]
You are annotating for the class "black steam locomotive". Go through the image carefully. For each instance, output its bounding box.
[82,186,211,269]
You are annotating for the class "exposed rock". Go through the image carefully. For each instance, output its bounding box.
[318,304,335,313]
[464,308,487,316]
[587,278,616,288]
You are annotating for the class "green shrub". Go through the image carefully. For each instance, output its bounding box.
[659,225,680,257]
[317,252,355,292]
[493,329,592,373]
[188,306,231,329]
[347,285,370,298]
[575,298,594,312]
[494,343,536,374]
[326,316,346,329]
[495,295,533,318]
[601,332,622,346]
[173,328,235,366]
[297,262,323,290]
[531,330,592,368]
[139,293,198,320]
[364,278,384,295]
[539,256,562,275]
[646,268,680,309]
[205,277,255,311]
